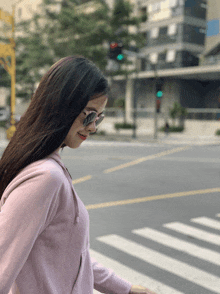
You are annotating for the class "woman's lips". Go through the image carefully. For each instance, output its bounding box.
[78,133,87,140]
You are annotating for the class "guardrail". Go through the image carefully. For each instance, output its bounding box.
[104,108,220,120]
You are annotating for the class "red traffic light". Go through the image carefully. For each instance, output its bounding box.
[110,42,118,49]
[109,42,124,62]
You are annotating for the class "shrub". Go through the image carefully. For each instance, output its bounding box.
[215,129,220,136]
[169,102,187,126]
[95,130,106,136]
[0,121,7,128]
[114,122,135,130]
[159,125,184,132]
[113,98,125,109]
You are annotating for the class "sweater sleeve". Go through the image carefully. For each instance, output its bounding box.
[91,257,132,294]
[0,167,62,294]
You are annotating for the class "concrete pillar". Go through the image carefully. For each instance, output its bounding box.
[0,88,8,107]
[125,78,134,122]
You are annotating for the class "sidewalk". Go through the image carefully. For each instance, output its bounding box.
[88,132,220,146]
[0,125,219,149]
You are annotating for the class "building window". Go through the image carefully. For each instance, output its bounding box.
[151,2,161,13]
[168,23,177,36]
[183,24,206,44]
[18,8,22,19]
[166,50,176,62]
[151,27,159,39]
[160,26,168,36]
[149,52,158,64]
[169,0,178,8]
[185,0,196,7]
[207,19,220,37]
[140,58,147,71]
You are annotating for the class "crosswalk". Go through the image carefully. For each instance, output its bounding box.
[91,213,220,294]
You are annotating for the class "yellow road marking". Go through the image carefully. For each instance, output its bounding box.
[103,146,190,174]
[72,175,92,185]
[85,188,220,210]
[72,146,190,184]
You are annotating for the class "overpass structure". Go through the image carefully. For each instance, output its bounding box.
[114,64,220,82]
[110,64,220,124]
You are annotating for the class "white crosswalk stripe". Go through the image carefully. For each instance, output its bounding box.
[133,227,220,266]
[92,215,220,293]
[90,249,183,294]
[97,234,220,293]
[191,216,220,230]
[164,222,220,245]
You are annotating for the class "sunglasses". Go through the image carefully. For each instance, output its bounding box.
[83,111,105,127]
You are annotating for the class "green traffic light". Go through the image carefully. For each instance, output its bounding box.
[156,91,163,98]
[117,54,124,61]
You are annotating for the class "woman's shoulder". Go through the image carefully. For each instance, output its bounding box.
[1,155,66,208]
[21,156,64,182]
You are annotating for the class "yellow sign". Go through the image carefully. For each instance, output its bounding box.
[0,7,16,136]
[6,125,16,140]
[0,43,14,58]
[0,9,13,25]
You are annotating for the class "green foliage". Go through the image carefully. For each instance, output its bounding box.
[169,102,187,120]
[95,130,106,136]
[15,15,54,100]
[114,122,134,130]
[10,0,147,101]
[159,125,184,132]
[41,0,111,71]
[0,66,11,88]
[113,98,125,109]
[0,121,7,128]
[108,0,146,76]
[215,129,220,136]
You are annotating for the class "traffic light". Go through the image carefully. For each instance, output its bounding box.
[155,79,164,113]
[109,42,124,62]
[156,99,161,113]
[156,82,163,98]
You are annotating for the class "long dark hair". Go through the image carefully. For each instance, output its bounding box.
[0,56,108,199]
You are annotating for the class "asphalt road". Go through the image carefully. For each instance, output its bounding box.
[60,141,220,294]
[1,140,220,294]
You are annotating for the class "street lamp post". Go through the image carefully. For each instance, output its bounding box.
[132,76,137,139]
[152,64,158,140]
[123,49,160,140]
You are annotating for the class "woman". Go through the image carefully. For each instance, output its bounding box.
[0,56,156,294]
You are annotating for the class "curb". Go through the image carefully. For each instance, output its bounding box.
[0,133,219,152]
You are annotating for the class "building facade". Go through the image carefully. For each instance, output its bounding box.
[201,0,220,66]
[112,0,220,120]
[137,0,207,71]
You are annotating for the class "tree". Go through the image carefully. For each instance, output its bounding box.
[15,15,54,101]
[107,0,146,76]
[169,102,187,127]
[40,0,111,71]
[12,0,146,103]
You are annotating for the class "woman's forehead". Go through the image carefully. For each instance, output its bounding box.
[86,95,107,112]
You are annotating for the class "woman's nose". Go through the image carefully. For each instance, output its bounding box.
[86,120,96,133]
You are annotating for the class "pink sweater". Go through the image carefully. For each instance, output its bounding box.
[0,151,132,294]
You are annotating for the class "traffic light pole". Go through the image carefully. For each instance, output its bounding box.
[132,76,137,139]
[153,65,158,140]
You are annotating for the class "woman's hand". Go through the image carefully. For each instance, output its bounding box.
[129,285,157,294]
